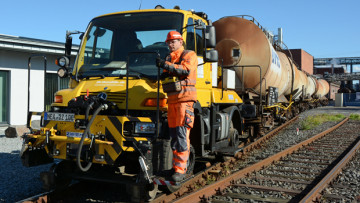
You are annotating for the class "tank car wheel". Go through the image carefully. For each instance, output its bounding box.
[292,107,299,116]
[299,104,306,112]
[164,144,195,193]
[286,110,293,120]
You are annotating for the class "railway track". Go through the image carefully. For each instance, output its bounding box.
[171,117,360,203]
[20,115,359,203]
[19,116,299,202]
[152,116,299,203]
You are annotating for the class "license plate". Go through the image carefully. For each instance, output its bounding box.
[44,112,75,122]
[66,132,84,138]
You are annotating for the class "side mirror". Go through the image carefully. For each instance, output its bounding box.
[205,26,216,49]
[65,36,72,57]
[79,33,84,40]
[204,49,218,63]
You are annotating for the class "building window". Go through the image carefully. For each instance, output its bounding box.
[45,73,69,111]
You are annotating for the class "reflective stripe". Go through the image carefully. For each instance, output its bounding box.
[173,152,188,161]
[180,79,196,86]
[167,87,196,96]
[174,161,187,168]
[185,109,194,116]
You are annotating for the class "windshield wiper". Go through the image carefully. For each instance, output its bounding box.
[119,73,141,79]
[97,67,124,70]
[82,74,106,80]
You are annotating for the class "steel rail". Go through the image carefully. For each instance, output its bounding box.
[152,116,299,203]
[300,134,360,202]
[239,115,299,157]
[173,117,349,203]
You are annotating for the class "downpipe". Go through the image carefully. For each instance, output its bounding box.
[76,104,108,172]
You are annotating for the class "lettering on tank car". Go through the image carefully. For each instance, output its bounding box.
[271,49,281,68]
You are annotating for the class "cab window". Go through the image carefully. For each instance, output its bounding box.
[196,25,204,56]
[186,18,196,51]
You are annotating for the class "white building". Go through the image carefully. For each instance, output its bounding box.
[0,34,78,126]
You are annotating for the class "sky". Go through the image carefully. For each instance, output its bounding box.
[1,0,359,62]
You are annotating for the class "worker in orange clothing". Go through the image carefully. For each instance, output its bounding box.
[156,31,198,182]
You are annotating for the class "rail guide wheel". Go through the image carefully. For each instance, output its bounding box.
[40,160,74,191]
[126,182,158,202]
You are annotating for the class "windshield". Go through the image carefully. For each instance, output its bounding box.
[77,12,183,80]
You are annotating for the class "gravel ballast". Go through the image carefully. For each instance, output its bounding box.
[1,106,360,202]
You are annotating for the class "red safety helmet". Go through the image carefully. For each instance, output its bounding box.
[165,31,183,42]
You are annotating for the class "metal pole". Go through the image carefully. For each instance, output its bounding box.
[27,57,31,119]
[27,55,47,114]
[43,56,47,111]
[125,56,129,116]
[156,56,160,139]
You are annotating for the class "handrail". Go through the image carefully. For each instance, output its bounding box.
[27,54,47,116]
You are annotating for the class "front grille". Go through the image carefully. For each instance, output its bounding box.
[81,92,126,104]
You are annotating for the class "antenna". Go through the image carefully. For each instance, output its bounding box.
[139,0,142,9]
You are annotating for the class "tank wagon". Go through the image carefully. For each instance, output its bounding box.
[214,16,329,123]
[20,7,329,200]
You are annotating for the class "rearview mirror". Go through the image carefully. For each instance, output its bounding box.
[204,49,218,63]
[65,36,72,57]
[205,26,216,49]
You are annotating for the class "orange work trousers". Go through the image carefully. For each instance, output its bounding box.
[167,101,195,174]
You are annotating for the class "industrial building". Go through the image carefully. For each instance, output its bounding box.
[0,34,77,126]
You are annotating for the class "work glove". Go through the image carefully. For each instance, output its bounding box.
[156,58,169,70]
[160,72,170,80]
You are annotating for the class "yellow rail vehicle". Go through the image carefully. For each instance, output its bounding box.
[21,7,247,199]
[21,6,329,200]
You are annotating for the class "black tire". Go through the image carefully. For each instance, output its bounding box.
[228,121,240,147]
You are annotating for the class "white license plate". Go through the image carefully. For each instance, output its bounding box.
[66,132,84,138]
[44,112,75,122]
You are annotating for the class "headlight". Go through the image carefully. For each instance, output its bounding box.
[135,122,156,134]
[57,67,68,78]
[56,56,70,68]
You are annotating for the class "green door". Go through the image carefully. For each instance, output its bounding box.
[0,71,9,124]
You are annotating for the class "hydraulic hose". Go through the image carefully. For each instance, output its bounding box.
[85,101,94,121]
[76,104,107,172]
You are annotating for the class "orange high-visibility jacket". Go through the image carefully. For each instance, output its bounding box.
[165,46,198,104]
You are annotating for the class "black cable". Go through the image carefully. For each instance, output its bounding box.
[76,104,106,172]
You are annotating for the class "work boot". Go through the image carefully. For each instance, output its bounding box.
[157,168,174,177]
[171,172,186,182]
